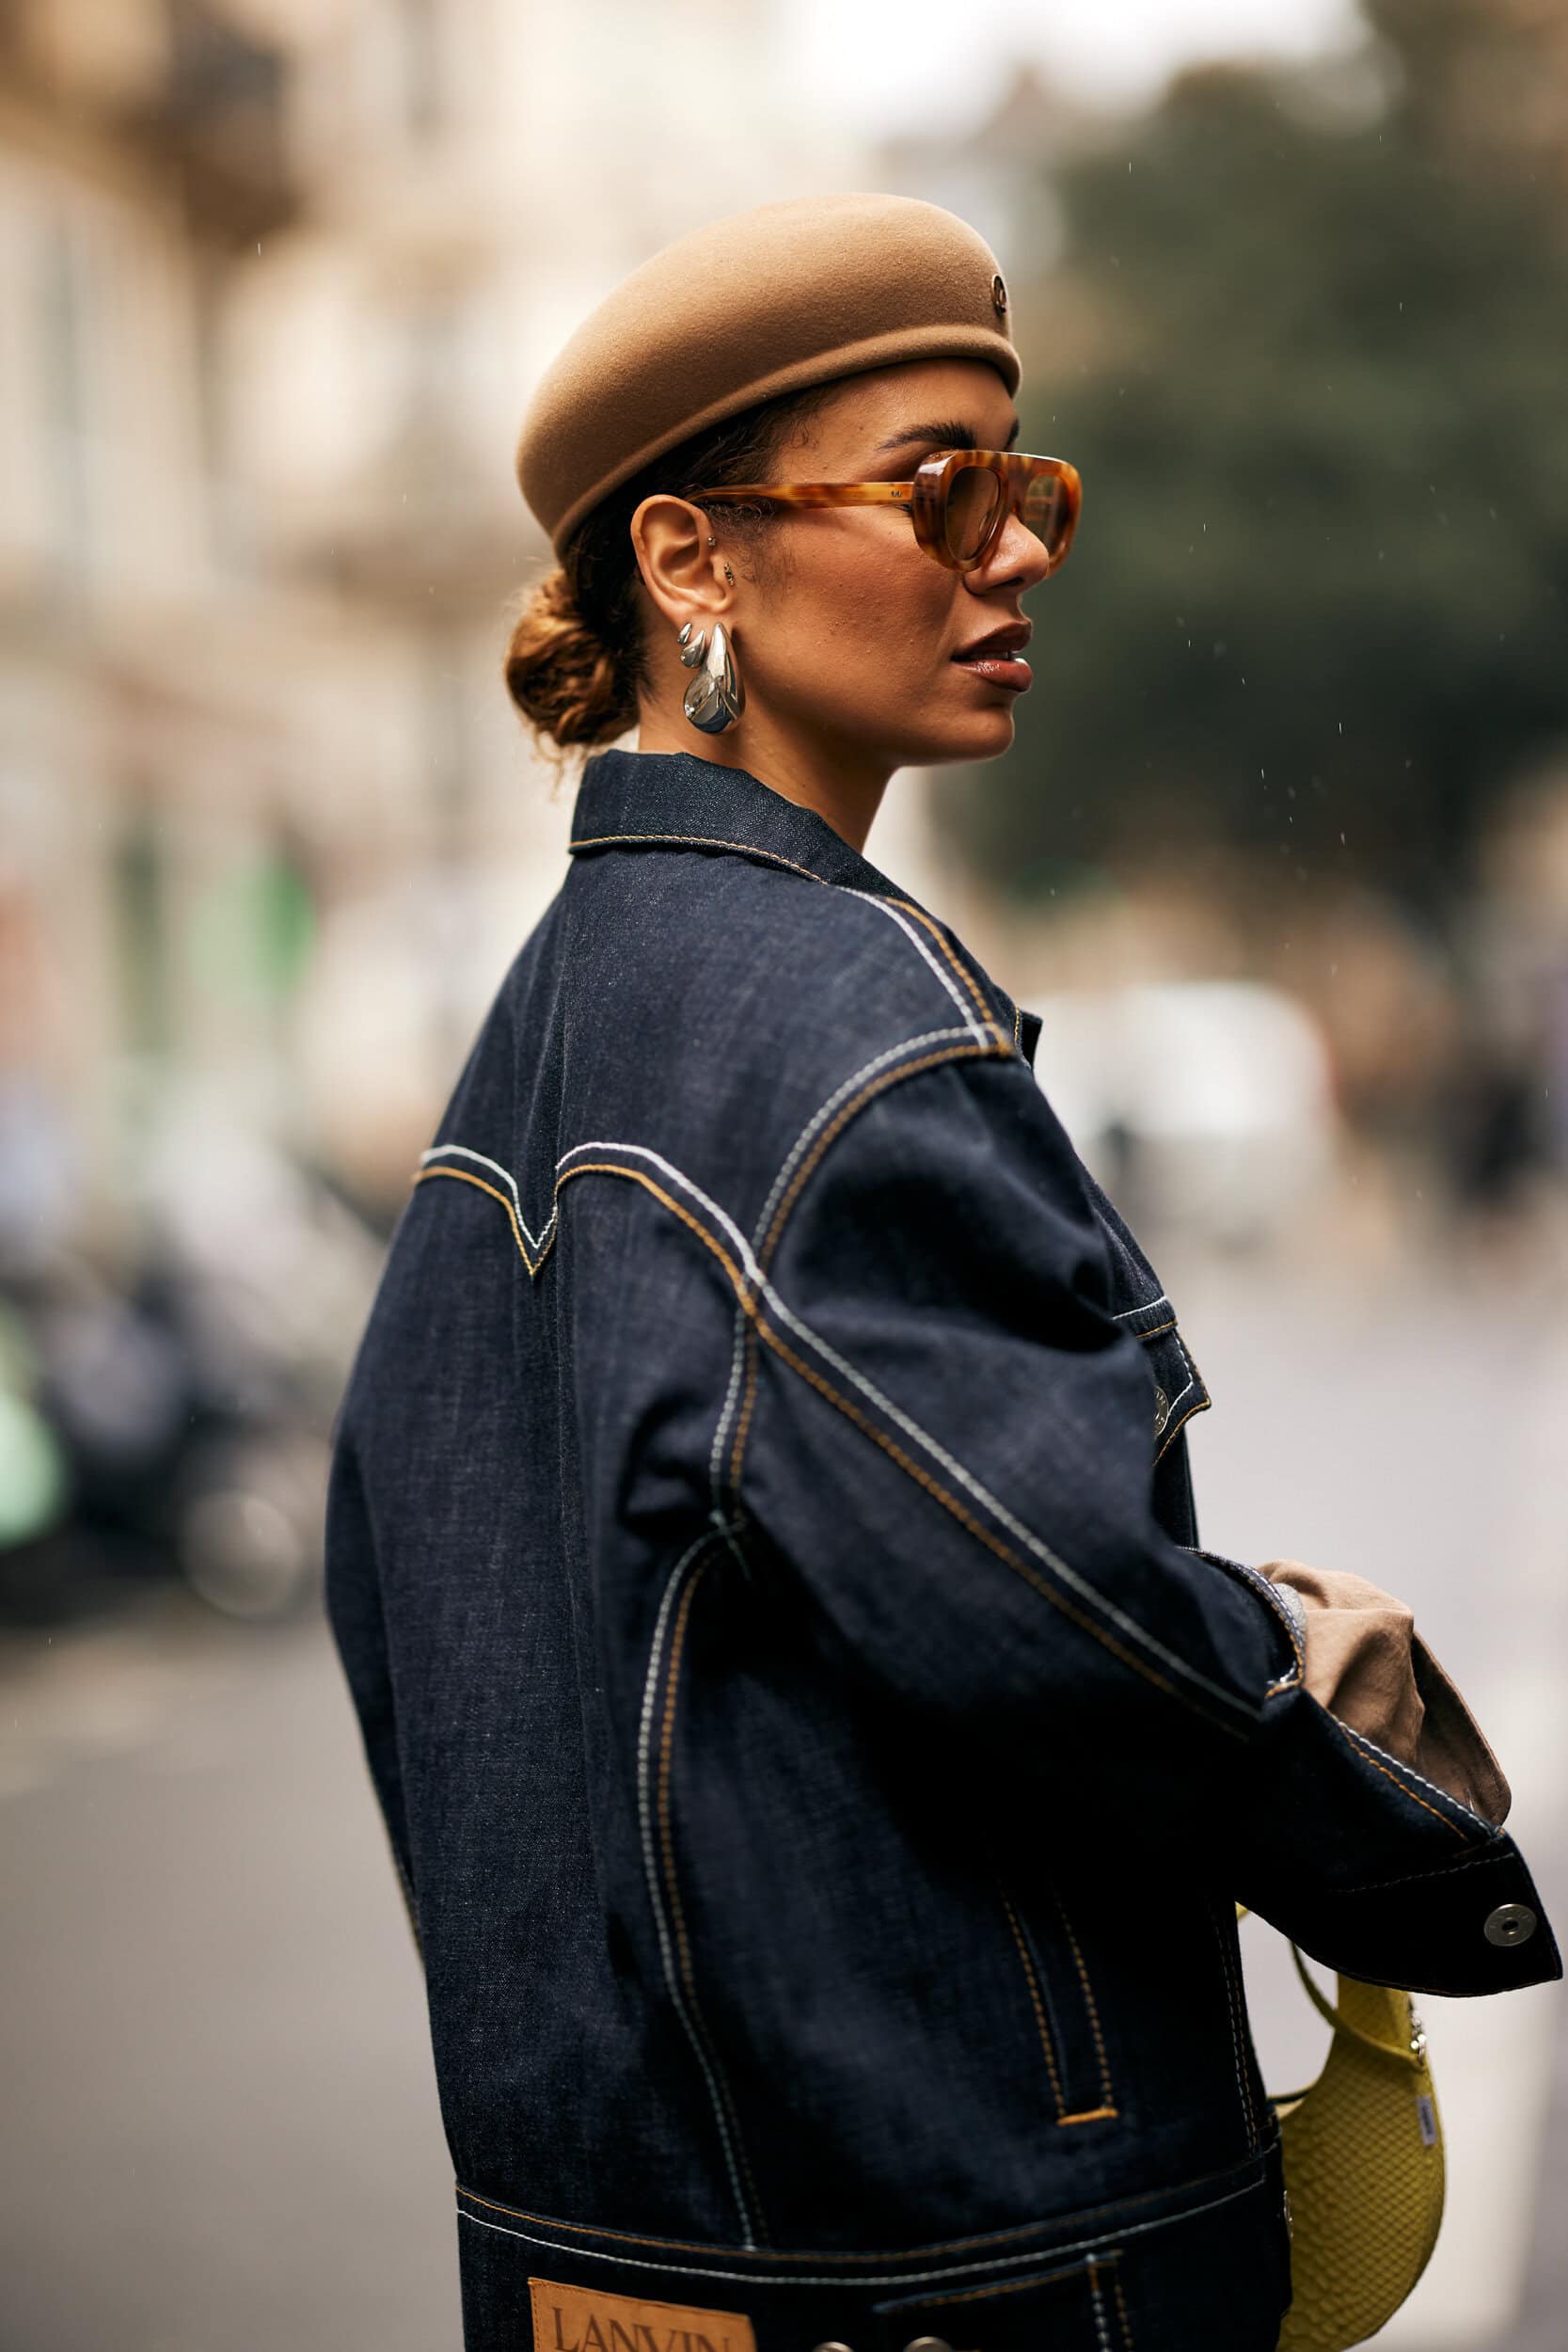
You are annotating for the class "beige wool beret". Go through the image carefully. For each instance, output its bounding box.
[516,191,1021,555]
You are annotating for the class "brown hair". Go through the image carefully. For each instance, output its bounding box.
[503,382,828,755]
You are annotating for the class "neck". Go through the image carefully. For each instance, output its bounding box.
[635,706,892,856]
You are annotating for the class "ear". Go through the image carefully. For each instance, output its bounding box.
[630,495,734,628]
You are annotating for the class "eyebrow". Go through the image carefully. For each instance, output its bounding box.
[872,416,1022,457]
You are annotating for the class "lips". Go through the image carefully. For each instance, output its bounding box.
[952,622,1032,662]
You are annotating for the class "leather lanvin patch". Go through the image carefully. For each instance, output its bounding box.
[529,2276,758,2352]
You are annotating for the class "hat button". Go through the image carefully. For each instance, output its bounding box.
[990,273,1007,316]
[1484,1901,1537,1947]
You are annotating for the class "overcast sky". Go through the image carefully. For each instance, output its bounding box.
[785,0,1369,135]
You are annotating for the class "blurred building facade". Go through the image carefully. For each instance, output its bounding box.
[8,0,1564,1277]
[0,0,868,1249]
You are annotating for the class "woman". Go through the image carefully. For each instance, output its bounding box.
[325,194,1558,2352]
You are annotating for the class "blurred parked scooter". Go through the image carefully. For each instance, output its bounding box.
[0,1110,385,1626]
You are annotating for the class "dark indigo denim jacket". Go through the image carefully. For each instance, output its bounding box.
[325,746,1560,2352]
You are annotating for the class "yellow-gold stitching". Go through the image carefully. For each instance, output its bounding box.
[1112,2259,1136,2348]
[451,2156,1255,2267]
[422,1144,1259,1735]
[757,1038,1010,1266]
[749,1314,1214,1722]
[1209,1900,1260,2154]
[883,897,1002,1032]
[894,2247,1120,2313]
[994,1875,1069,2119]
[728,1319,759,1496]
[657,1552,770,2240]
[1051,1879,1117,2113]
[568,830,824,884]
[568,829,1017,1040]
[1152,1330,1210,1467]
[412,1165,556,1277]
[1329,1721,1472,1838]
[993,1862,1118,2126]
[725,1034,1011,1502]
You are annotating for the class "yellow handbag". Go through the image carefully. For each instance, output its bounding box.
[1237,1906,1445,2352]
[1225,1565,1512,2344]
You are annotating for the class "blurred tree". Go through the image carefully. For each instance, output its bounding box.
[945,0,1568,930]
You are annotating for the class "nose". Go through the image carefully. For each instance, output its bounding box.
[964,508,1053,596]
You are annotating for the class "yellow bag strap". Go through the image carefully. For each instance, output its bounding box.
[1235,1904,1423,2071]
[1285,1940,1423,2069]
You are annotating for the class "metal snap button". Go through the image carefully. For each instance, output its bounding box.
[904,2339,954,2352]
[811,2342,855,2352]
[1483,1901,1537,1947]
[1152,1383,1171,1435]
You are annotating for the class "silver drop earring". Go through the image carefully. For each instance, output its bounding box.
[675,618,744,734]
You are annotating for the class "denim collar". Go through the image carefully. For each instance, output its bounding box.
[567,746,1041,1065]
[569,745,912,898]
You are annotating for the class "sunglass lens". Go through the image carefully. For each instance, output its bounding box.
[943,466,1004,563]
[1021,471,1069,559]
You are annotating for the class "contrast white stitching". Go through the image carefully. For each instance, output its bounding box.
[1347,1842,1507,1895]
[1156,1332,1196,1425]
[556,1137,1261,1728]
[1209,1902,1258,2153]
[637,1526,762,2245]
[454,2169,1270,2292]
[837,888,990,1041]
[1113,1295,1168,1321]
[752,1026,980,1249]
[433,1124,1262,1727]
[419,1142,557,1255]
[1088,2259,1115,2352]
[1334,1717,1492,1833]
[456,2150,1261,2268]
[567,830,822,884]
[570,831,999,1041]
[709,1306,752,1581]
[1180,1549,1305,1691]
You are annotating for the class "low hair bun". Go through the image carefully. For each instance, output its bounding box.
[501,377,831,765]
[504,567,634,750]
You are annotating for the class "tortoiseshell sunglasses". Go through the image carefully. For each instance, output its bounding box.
[695,448,1082,574]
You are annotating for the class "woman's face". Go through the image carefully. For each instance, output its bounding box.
[718,358,1053,773]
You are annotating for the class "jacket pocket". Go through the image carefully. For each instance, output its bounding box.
[1130,1308,1211,1464]
[989,1856,1119,2128]
[871,2248,1132,2352]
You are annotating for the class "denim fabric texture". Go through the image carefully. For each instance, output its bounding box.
[325,746,1560,2352]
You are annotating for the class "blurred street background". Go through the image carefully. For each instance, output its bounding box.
[2,2,1567,2347]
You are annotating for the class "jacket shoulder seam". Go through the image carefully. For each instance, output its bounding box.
[574,829,1011,1041]
[752,1029,1015,1270]
[414,1132,1261,1736]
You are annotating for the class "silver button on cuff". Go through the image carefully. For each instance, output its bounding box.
[810,2341,855,2352]
[1484,1901,1537,1948]
[903,2339,955,2352]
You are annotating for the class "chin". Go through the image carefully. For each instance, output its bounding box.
[900,710,1017,767]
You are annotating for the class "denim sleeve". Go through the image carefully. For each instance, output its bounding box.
[736,1045,1303,1835]
[323,1427,424,1965]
